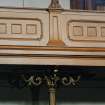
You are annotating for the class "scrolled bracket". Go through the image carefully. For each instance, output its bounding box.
[22,70,80,88]
[23,75,42,86]
[62,76,80,86]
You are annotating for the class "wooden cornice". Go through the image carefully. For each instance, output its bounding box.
[0,45,105,52]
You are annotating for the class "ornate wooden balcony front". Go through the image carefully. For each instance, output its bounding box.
[0,0,105,66]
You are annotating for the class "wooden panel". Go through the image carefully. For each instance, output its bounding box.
[67,21,101,41]
[67,20,105,41]
[11,24,22,34]
[0,8,49,46]
[0,19,42,40]
[73,26,83,36]
[26,24,37,34]
[0,23,7,34]
[61,11,105,47]
[87,27,97,37]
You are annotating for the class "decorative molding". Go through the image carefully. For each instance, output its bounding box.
[67,20,105,42]
[23,69,80,87]
[49,0,62,9]
[73,26,83,36]
[87,27,97,37]
[26,24,37,35]
[22,69,80,105]
[1,45,105,52]
[101,27,105,37]
[11,24,22,34]
[0,18,43,41]
[48,14,65,46]
[0,23,7,34]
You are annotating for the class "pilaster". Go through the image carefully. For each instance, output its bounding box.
[47,0,65,47]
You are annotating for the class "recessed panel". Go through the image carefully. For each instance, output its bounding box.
[73,26,83,36]
[87,27,97,37]
[101,27,105,37]
[26,24,37,34]
[0,23,7,34]
[11,24,22,34]
[67,21,105,41]
[0,19,42,40]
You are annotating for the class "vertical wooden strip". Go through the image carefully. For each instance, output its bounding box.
[53,16,59,40]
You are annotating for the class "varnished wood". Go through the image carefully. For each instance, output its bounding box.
[1,45,105,52]
[47,40,65,47]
